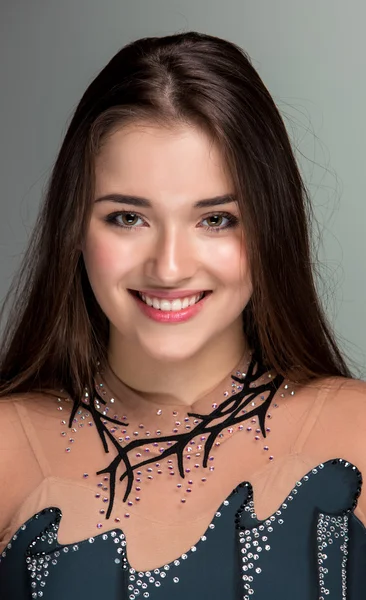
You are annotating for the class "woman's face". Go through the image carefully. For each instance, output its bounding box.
[83,122,252,362]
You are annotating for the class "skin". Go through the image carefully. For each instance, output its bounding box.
[82,122,253,406]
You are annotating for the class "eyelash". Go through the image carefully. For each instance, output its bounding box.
[104,211,239,234]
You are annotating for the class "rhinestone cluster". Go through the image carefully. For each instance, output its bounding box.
[24,510,60,599]
[0,459,363,599]
[84,369,290,525]
[11,498,231,600]
[317,513,349,599]
[57,398,93,454]
[55,353,295,529]
[232,460,360,599]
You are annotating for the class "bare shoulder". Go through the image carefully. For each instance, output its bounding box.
[302,375,366,435]
[320,376,366,518]
[283,374,366,427]
[296,373,366,407]
[0,390,71,535]
[320,374,366,407]
[0,389,69,427]
[0,390,66,461]
[315,376,366,474]
[0,389,73,479]
[289,374,366,456]
[0,393,28,445]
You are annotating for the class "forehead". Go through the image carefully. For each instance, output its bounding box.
[94,123,232,201]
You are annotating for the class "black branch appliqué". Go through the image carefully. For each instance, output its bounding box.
[77,351,284,518]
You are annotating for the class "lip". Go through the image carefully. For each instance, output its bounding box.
[129,289,211,300]
[128,290,212,323]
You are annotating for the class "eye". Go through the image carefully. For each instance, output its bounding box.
[104,212,145,229]
[201,213,239,233]
[104,211,239,233]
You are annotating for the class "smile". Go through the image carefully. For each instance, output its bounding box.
[128,290,212,323]
[137,291,206,311]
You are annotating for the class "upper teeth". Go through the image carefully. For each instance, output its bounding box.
[138,292,205,311]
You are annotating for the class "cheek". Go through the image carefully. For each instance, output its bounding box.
[83,234,132,280]
[208,237,250,285]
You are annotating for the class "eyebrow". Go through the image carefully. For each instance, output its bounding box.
[94,193,236,209]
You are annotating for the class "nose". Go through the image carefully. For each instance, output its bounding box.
[144,226,197,284]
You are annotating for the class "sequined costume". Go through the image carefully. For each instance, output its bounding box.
[1,352,366,599]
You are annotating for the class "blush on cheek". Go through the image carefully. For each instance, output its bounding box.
[211,245,245,275]
[83,239,116,277]
[84,236,139,279]
[95,247,118,273]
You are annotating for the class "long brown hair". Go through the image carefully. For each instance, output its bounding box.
[0,31,353,409]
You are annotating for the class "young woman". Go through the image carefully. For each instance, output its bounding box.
[0,31,365,600]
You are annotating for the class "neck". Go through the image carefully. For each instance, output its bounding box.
[106,333,249,408]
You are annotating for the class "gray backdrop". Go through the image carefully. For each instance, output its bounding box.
[1,0,365,377]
